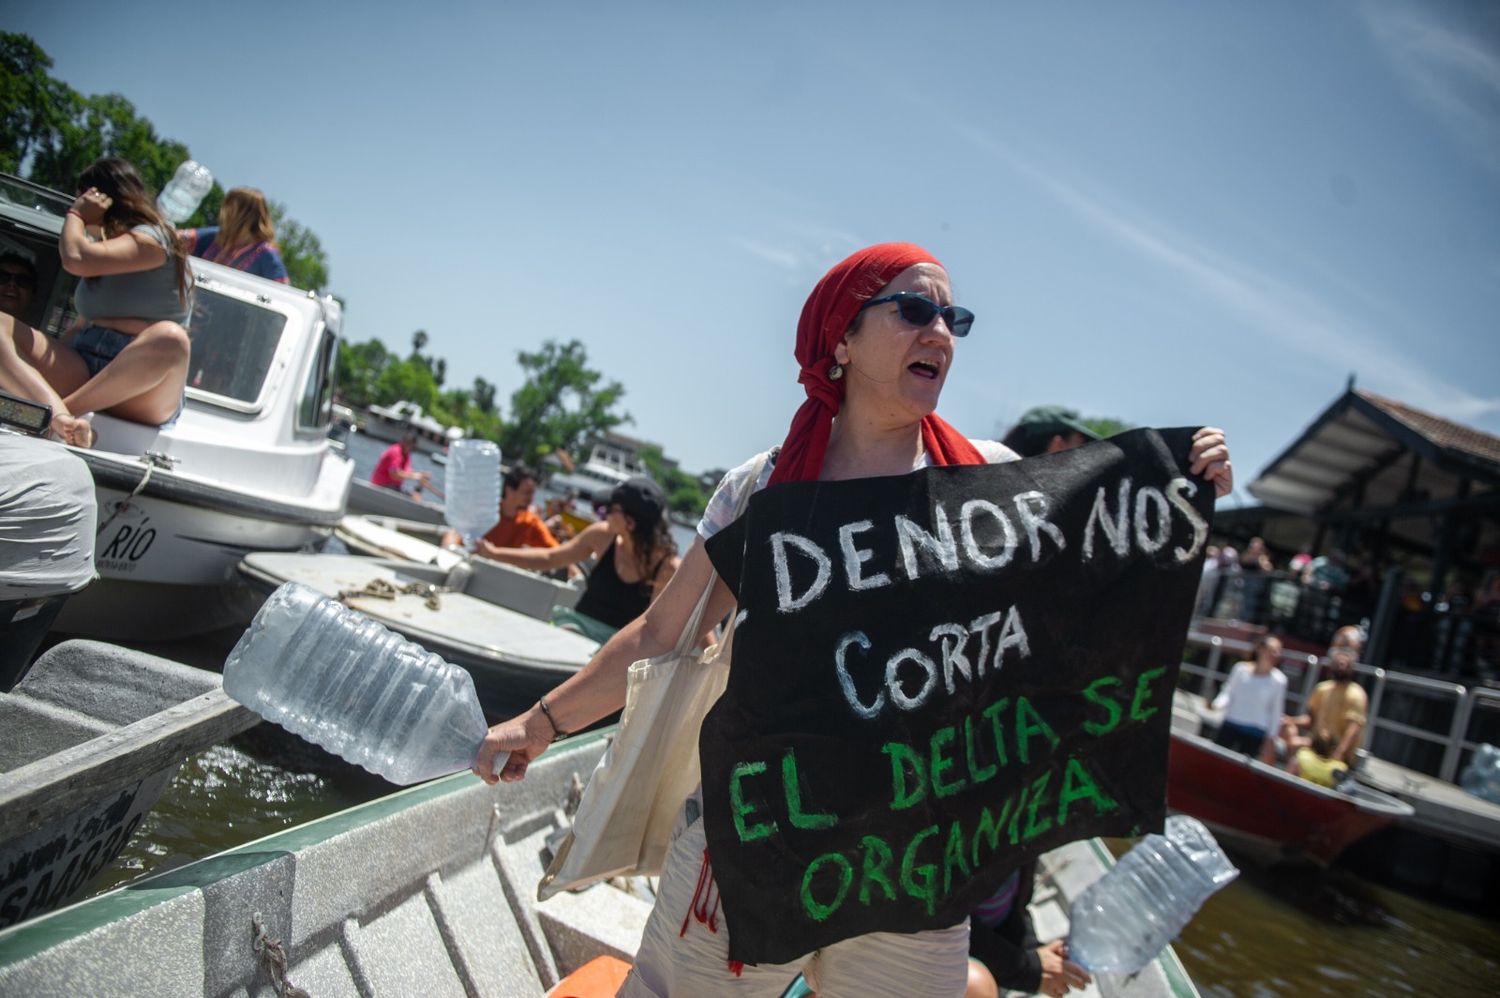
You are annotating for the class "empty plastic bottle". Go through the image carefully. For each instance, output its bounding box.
[156,160,214,223]
[223,581,501,784]
[1459,743,1500,804]
[443,438,501,547]
[1067,815,1239,974]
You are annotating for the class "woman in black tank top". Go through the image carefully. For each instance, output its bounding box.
[481,476,679,641]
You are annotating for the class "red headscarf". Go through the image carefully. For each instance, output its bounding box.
[767,242,984,486]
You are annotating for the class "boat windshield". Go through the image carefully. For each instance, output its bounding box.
[185,287,287,404]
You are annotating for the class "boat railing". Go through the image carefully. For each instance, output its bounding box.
[1181,631,1500,783]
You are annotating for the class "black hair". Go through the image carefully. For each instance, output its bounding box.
[504,463,539,492]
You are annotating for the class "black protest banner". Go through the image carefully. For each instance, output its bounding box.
[699,427,1215,965]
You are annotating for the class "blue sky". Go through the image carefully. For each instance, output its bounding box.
[16,1,1500,499]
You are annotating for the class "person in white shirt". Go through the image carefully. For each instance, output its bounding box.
[1211,635,1287,763]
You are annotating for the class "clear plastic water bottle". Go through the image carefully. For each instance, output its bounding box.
[222,582,501,784]
[444,438,501,547]
[1067,815,1239,974]
[1459,743,1500,804]
[157,160,214,223]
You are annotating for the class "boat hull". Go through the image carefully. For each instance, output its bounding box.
[1167,730,1412,864]
[346,477,447,525]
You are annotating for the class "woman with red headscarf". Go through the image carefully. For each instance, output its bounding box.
[475,244,1233,995]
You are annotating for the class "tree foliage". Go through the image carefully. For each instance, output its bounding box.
[637,445,709,516]
[0,32,329,289]
[499,339,629,469]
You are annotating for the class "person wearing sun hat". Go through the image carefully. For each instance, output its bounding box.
[474,242,1236,996]
[999,405,1102,458]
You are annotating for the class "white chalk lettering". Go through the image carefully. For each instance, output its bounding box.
[772,531,833,613]
[834,631,883,719]
[885,648,939,711]
[969,611,1002,679]
[897,505,960,579]
[1167,478,1208,564]
[959,500,1017,570]
[1133,487,1171,554]
[1013,491,1066,562]
[993,606,1031,669]
[838,520,891,592]
[1082,477,1132,562]
[930,623,973,693]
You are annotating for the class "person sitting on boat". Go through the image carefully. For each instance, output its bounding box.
[440,463,559,553]
[1287,732,1350,788]
[481,476,679,644]
[472,242,1235,996]
[370,428,431,493]
[1210,634,1288,763]
[542,489,581,541]
[1282,625,1368,767]
[0,251,38,323]
[176,187,290,284]
[0,158,193,448]
[964,860,1092,998]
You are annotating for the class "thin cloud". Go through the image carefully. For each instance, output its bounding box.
[732,237,803,271]
[951,123,1500,423]
[1364,3,1500,175]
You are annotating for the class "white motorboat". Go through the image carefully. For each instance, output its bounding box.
[0,175,354,641]
[345,476,447,525]
[546,432,653,498]
[363,399,458,456]
[238,551,591,714]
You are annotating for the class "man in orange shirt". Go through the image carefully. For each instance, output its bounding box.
[442,464,558,554]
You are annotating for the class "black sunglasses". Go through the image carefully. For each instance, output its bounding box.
[0,270,36,290]
[859,292,973,337]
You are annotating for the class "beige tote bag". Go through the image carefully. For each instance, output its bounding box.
[538,456,763,899]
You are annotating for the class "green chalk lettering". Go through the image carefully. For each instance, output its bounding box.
[730,761,777,843]
[783,749,838,830]
[982,696,1011,768]
[942,819,971,896]
[1023,769,1054,840]
[1014,696,1060,764]
[930,725,966,798]
[801,851,854,922]
[1058,755,1119,825]
[884,741,927,810]
[1082,676,1125,736]
[1007,785,1030,845]
[964,714,998,784]
[858,834,896,906]
[900,824,940,916]
[971,798,1015,868]
[1130,666,1167,722]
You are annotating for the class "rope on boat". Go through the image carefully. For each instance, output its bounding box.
[94,462,154,537]
[336,577,448,611]
[251,911,310,998]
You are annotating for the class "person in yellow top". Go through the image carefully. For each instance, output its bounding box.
[1283,625,1368,767]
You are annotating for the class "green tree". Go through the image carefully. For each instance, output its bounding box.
[0,33,74,176]
[637,445,708,517]
[472,376,497,415]
[268,200,329,291]
[499,339,629,469]
[335,338,391,409]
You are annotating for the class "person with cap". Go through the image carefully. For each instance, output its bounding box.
[999,405,1101,458]
[472,243,1234,996]
[480,475,679,643]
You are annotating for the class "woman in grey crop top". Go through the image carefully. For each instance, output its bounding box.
[0,157,193,446]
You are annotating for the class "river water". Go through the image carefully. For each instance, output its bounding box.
[81,430,1499,994]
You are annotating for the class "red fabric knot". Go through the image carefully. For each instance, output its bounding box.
[768,242,983,487]
[679,848,723,938]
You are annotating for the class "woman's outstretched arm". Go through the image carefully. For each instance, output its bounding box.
[473,535,734,784]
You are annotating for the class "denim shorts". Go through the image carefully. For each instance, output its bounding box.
[73,324,133,378]
[72,324,185,427]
